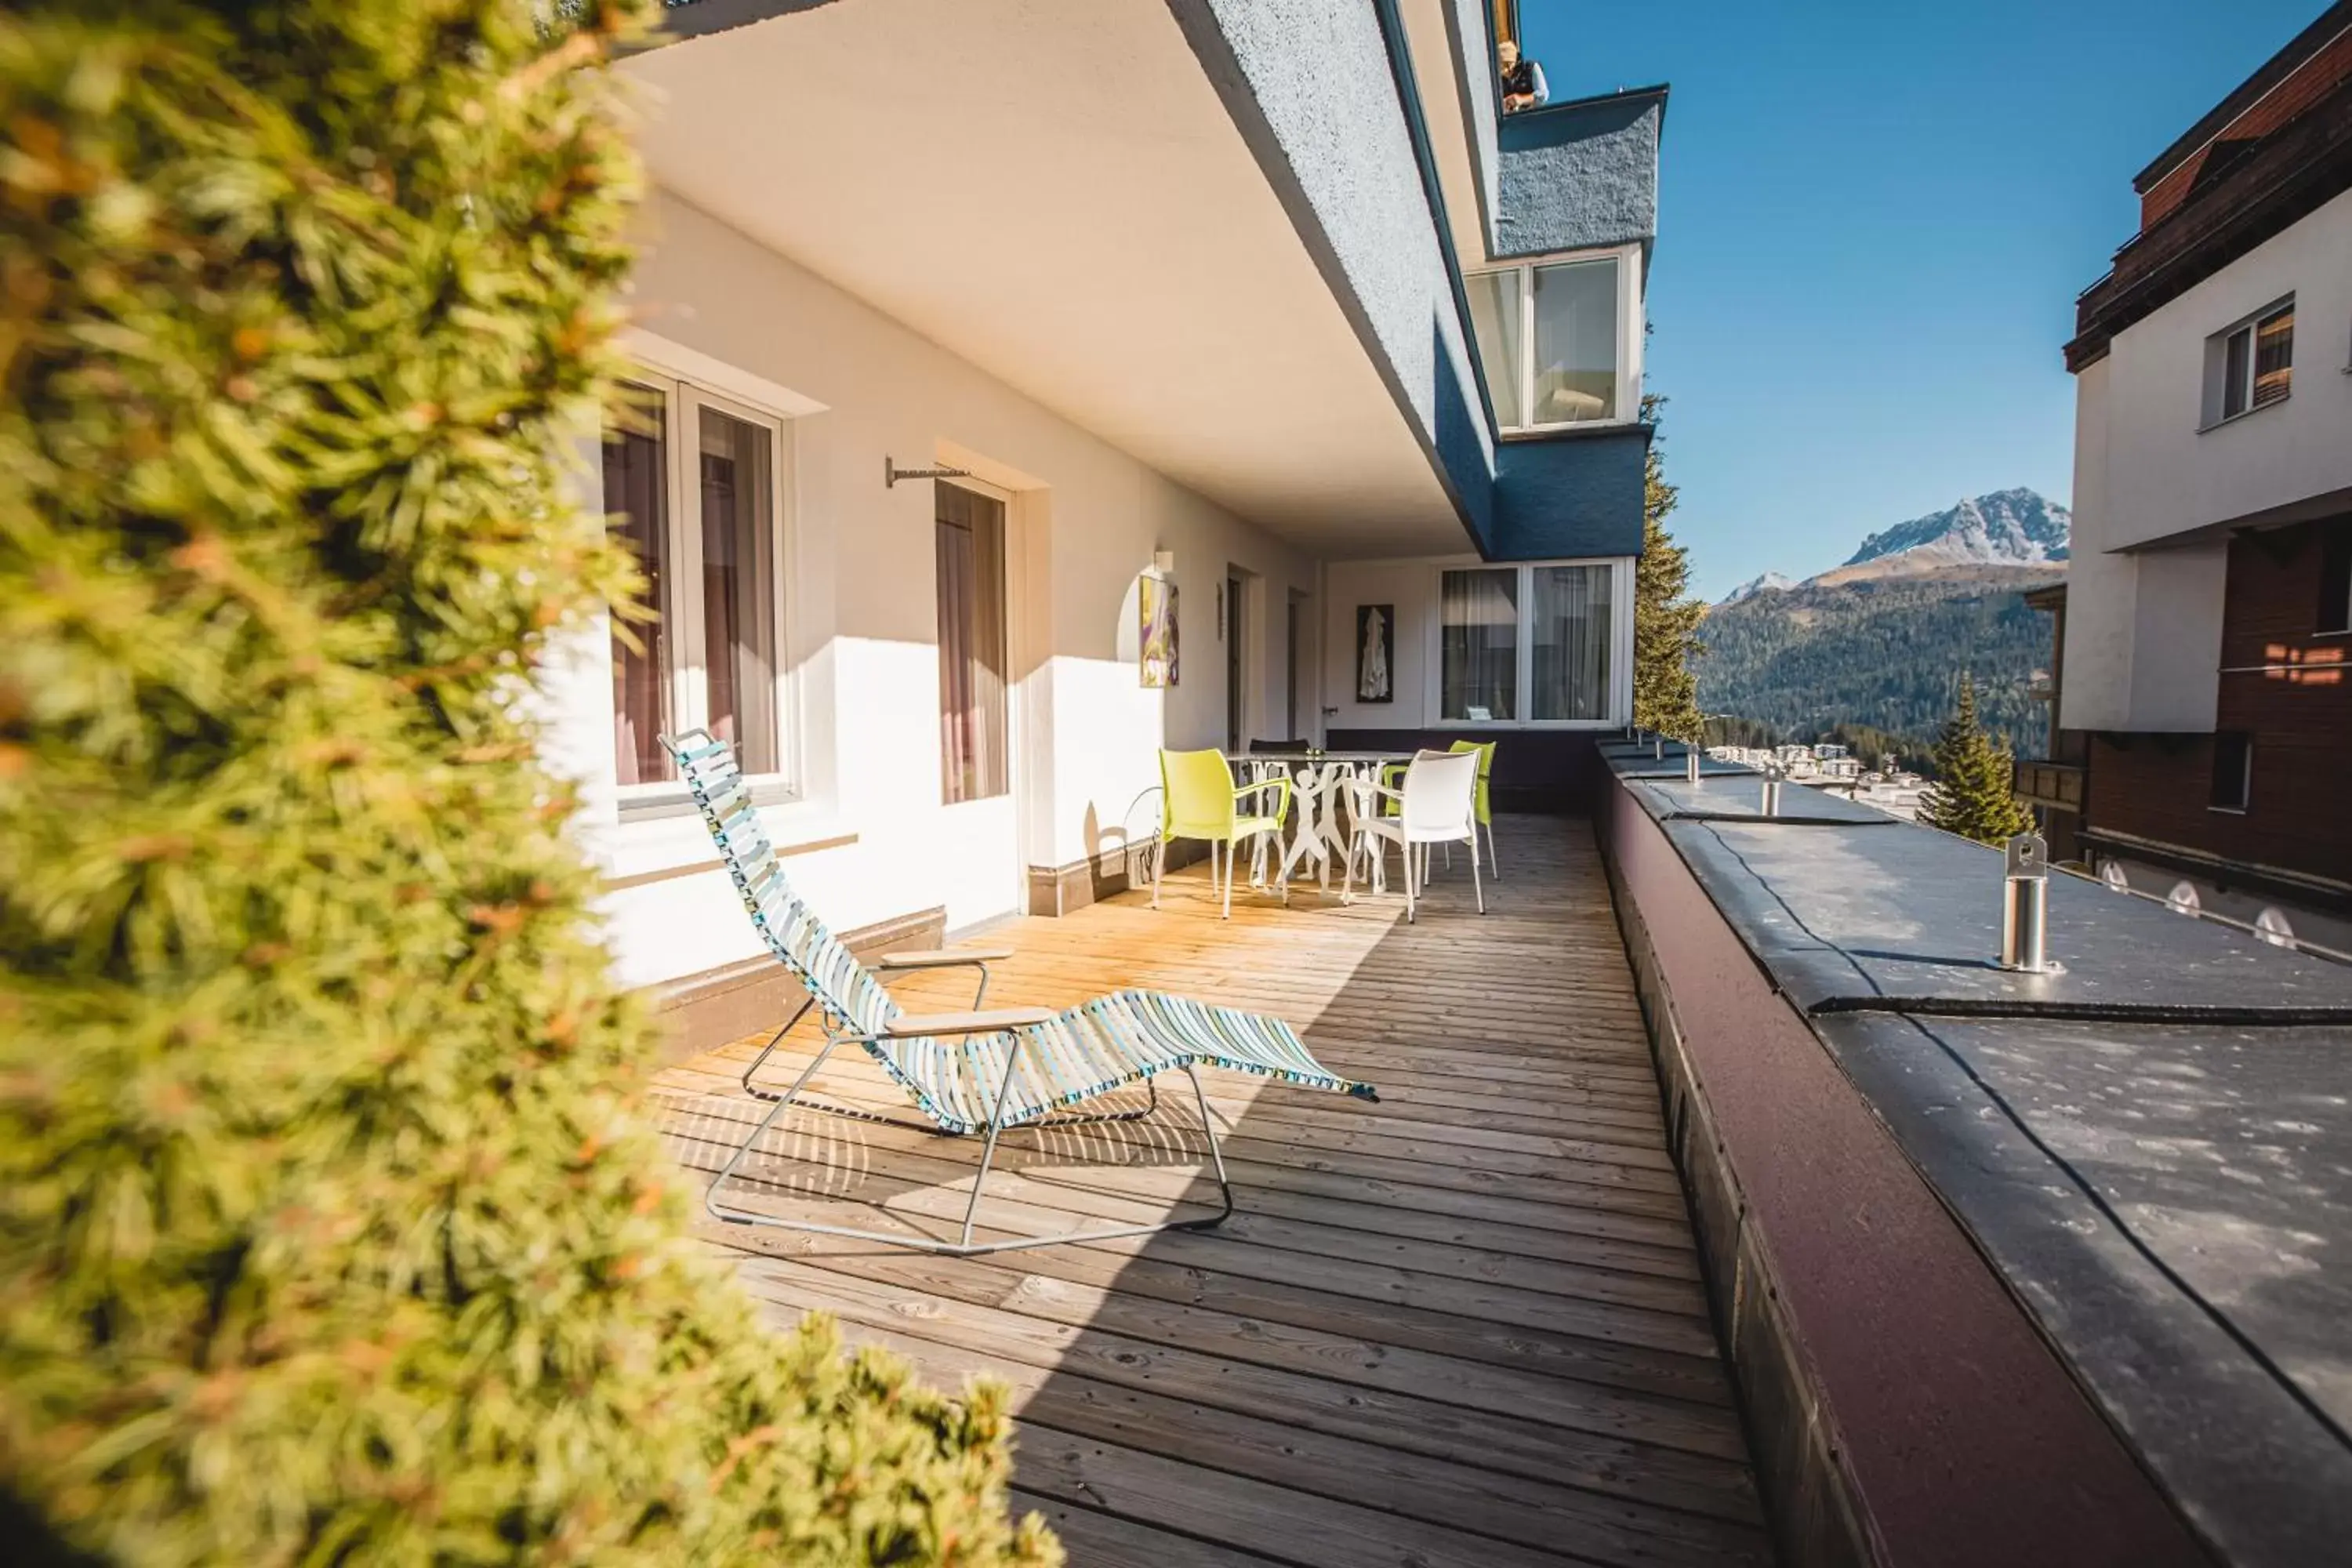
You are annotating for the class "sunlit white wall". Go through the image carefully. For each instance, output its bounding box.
[539,189,1319,987]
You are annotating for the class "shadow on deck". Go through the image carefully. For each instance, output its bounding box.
[649,815,1773,1567]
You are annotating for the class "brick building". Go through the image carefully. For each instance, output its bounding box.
[2026,1,2352,953]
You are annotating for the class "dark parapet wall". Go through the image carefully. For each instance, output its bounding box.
[1326,728,1607,814]
[1596,739,2352,1568]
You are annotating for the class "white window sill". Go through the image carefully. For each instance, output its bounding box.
[615,775,796,824]
[1497,416,1641,440]
[2197,392,2288,433]
[598,798,853,890]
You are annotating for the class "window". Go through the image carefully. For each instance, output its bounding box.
[607,388,673,786]
[2205,298,2293,425]
[1465,270,1525,429]
[2320,521,2351,636]
[1529,564,1613,720]
[1441,568,1519,720]
[699,407,779,773]
[936,482,1008,804]
[2210,731,2252,812]
[1531,259,1619,425]
[1440,561,1618,724]
[1465,249,1631,432]
[605,377,785,791]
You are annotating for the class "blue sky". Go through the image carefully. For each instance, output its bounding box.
[1517,0,2319,600]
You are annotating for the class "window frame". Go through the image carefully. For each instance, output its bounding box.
[1427,556,1632,729]
[1465,242,1644,436]
[2201,295,2294,430]
[606,367,798,821]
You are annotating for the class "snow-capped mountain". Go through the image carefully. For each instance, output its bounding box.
[1719,571,1795,604]
[1699,488,2069,750]
[1843,488,2071,571]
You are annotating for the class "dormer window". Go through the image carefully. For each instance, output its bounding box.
[1465,246,1640,434]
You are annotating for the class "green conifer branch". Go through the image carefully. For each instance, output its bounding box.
[0,6,1054,1563]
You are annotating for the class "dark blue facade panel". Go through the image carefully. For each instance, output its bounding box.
[1490,426,1650,560]
[1432,317,1498,547]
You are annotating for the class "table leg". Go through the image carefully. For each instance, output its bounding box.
[1279,766,1327,889]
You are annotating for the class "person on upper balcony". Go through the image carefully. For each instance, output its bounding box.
[1498,38,1548,113]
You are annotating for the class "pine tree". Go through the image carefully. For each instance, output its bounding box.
[0,5,1052,1563]
[1633,396,1707,739]
[1917,675,2036,844]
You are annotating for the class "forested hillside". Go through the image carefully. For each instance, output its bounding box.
[1696,564,2059,756]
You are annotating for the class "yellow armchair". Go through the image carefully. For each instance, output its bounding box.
[1158,748,1291,919]
[1447,739,1498,877]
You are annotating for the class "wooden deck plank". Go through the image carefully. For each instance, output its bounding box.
[750,1279,1772,1563]
[1010,1493,1283,1568]
[724,1240,1743,1446]
[661,1080,1701,1275]
[656,1107,1710,1316]
[666,1057,1692,1212]
[652,815,1772,1565]
[749,1255,1765,1526]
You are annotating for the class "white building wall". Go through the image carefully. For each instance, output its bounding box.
[2095,187,2352,554]
[1323,560,1441,728]
[2063,187,2352,732]
[557,190,1316,989]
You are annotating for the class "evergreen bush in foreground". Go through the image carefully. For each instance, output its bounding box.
[0,3,1052,1562]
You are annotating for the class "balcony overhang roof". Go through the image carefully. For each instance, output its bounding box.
[626,0,1466,556]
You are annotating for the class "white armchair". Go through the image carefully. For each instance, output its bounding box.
[1345,750,1483,922]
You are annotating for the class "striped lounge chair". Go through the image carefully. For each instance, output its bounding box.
[662,731,1378,1256]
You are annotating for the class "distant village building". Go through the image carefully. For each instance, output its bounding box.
[2036,3,2352,956]
[1848,772,1929,823]
[1706,741,1891,805]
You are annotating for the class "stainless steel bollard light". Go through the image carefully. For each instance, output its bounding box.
[1653,736,1663,760]
[1999,831,2053,973]
[1759,764,1782,817]
[1686,746,1701,785]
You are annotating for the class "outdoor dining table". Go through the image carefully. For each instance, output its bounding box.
[1229,749,1415,898]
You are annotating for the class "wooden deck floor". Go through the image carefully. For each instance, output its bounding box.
[651,816,1771,1567]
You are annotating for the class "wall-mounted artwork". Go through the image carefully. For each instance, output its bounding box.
[1355,603,1393,703]
[1140,575,1178,689]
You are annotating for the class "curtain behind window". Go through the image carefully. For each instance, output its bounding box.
[1441,568,1518,720]
[2252,303,2293,409]
[1531,564,1611,719]
[699,407,777,774]
[936,485,1008,803]
[606,392,672,785]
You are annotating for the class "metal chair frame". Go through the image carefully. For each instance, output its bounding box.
[705,952,1228,1256]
